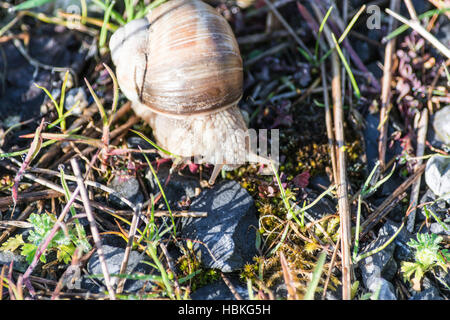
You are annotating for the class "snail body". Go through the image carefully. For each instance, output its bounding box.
[110,0,249,182]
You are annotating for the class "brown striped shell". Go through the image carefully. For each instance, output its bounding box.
[110,0,243,117]
[110,0,249,173]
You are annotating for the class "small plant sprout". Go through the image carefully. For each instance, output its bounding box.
[401,233,450,291]
[0,212,91,264]
[353,161,396,264]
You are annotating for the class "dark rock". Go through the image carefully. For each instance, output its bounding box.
[409,287,443,300]
[368,277,397,300]
[293,189,336,220]
[363,113,401,172]
[79,245,156,294]
[431,106,450,147]
[108,174,143,208]
[379,219,415,262]
[394,239,415,262]
[419,189,449,223]
[430,222,450,236]
[360,220,398,284]
[367,62,383,80]
[425,155,450,201]
[0,250,29,273]
[146,166,201,210]
[190,275,249,300]
[181,180,258,272]
[436,23,450,50]
[353,40,372,63]
[126,137,157,162]
[309,174,331,192]
[0,24,90,146]
[379,175,404,198]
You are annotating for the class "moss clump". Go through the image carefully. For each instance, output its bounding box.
[177,243,220,292]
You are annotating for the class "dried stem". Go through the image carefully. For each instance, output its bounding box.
[311,2,352,299]
[116,204,141,294]
[320,56,338,184]
[386,8,450,59]
[407,109,428,232]
[262,0,312,57]
[70,158,116,300]
[378,0,401,169]
[361,163,426,236]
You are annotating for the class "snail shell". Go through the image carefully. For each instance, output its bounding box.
[110,0,248,170]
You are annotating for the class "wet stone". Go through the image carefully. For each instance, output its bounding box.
[108,174,143,209]
[181,180,258,272]
[409,287,443,300]
[431,105,450,148]
[79,245,156,294]
[190,275,249,300]
[145,166,201,210]
[425,155,450,201]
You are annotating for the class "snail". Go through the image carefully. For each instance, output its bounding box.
[110,0,265,184]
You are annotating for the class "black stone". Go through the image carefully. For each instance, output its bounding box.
[181,180,258,272]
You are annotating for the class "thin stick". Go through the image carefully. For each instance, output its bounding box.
[0,189,61,208]
[378,0,401,169]
[262,0,312,57]
[331,51,352,301]
[361,163,426,235]
[321,234,340,300]
[403,0,419,21]
[386,8,450,59]
[160,242,181,298]
[71,158,116,300]
[407,109,428,232]
[311,2,352,300]
[0,204,34,244]
[320,56,337,184]
[220,272,243,300]
[116,204,141,294]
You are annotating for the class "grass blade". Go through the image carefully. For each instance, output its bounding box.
[11,0,55,11]
[315,6,333,60]
[99,0,115,48]
[331,33,360,99]
[304,251,326,300]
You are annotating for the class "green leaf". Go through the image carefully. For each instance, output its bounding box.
[401,261,420,281]
[57,244,75,264]
[351,280,359,300]
[11,0,55,11]
[21,243,39,264]
[304,251,327,300]
[99,0,115,48]
[331,33,361,99]
[0,234,25,252]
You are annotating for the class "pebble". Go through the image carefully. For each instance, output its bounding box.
[190,275,250,300]
[431,105,450,147]
[360,220,398,284]
[367,277,397,300]
[0,250,29,273]
[409,287,443,300]
[145,166,201,210]
[425,155,450,201]
[79,245,156,294]
[181,180,258,272]
[108,174,143,209]
[430,222,450,236]
[64,87,88,115]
